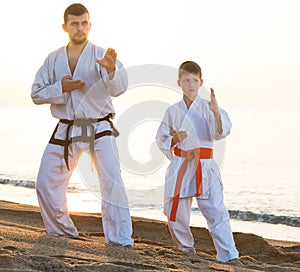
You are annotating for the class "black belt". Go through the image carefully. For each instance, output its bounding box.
[49,113,119,170]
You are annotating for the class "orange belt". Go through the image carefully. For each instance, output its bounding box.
[170,147,213,222]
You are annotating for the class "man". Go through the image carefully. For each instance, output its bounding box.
[31,3,133,247]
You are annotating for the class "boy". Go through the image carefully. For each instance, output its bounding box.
[156,61,241,264]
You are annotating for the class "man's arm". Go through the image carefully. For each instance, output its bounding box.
[31,57,65,105]
[96,48,128,97]
[31,54,86,105]
[96,48,117,80]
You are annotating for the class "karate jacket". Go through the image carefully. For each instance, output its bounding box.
[31,41,128,139]
[156,96,232,201]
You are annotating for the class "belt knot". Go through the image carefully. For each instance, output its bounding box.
[187,148,201,161]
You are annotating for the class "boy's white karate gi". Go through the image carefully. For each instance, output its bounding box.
[31,41,133,246]
[156,95,239,262]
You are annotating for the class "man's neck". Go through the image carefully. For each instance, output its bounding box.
[66,40,89,75]
[67,40,88,53]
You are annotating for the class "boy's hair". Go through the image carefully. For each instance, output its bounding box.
[64,3,89,24]
[178,61,202,80]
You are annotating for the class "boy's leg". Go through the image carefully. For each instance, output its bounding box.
[165,197,195,252]
[94,136,133,247]
[197,178,239,262]
[36,143,79,236]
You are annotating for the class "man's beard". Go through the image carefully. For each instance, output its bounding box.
[70,34,87,45]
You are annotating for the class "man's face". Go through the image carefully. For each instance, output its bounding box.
[178,72,203,100]
[62,13,91,45]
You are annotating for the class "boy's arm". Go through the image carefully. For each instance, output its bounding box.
[208,88,222,134]
[171,130,187,147]
[208,88,232,139]
[156,109,175,160]
[213,113,223,135]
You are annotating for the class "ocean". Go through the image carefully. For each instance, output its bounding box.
[0,104,299,242]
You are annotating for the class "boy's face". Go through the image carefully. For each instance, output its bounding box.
[178,72,203,100]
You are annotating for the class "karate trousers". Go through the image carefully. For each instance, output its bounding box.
[36,135,133,247]
[165,178,239,262]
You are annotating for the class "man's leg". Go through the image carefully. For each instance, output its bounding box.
[36,143,79,236]
[165,197,195,252]
[94,136,133,246]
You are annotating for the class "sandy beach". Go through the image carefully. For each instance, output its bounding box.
[0,201,299,271]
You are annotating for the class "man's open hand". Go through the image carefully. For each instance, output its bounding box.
[96,48,117,75]
[62,75,85,93]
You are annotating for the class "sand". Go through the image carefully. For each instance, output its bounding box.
[0,200,299,271]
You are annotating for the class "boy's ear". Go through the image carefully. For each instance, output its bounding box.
[177,79,182,87]
[62,24,67,32]
[200,79,204,86]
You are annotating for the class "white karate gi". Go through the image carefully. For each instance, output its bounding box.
[156,96,239,262]
[31,41,133,246]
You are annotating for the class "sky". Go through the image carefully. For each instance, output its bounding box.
[1,0,300,107]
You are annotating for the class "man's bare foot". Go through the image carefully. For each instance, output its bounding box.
[228,258,244,266]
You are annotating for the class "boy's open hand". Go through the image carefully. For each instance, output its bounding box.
[171,130,187,146]
[208,88,220,117]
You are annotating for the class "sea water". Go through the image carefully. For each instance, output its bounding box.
[0,105,299,242]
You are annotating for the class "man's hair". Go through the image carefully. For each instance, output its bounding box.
[178,61,202,80]
[64,3,89,24]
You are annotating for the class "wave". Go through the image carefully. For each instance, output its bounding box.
[191,208,300,228]
[0,178,36,189]
[228,210,300,228]
[0,178,91,193]
[1,178,299,228]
